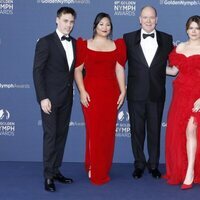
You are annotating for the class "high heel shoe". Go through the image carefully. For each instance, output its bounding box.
[181,183,193,190]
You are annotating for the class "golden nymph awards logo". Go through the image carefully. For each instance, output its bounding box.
[0,0,13,15]
[0,109,15,136]
[116,110,131,137]
[160,0,200,6]
[114,1,136,16]
[37,0,90,4]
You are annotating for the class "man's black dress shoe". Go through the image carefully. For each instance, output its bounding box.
[132,168,144,179]
[44,178,56,192]
[149,168,161,179]
[53,173,73,184]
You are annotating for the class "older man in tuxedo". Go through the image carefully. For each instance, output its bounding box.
[33,7,76,192]
[123,6,173,179]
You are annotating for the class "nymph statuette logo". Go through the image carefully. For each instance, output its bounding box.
[0,108,15,136]
[0,109,10,120]
[116,110,130,137]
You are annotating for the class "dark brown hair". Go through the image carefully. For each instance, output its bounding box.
[186,15,200,30]
[57,7,76,19]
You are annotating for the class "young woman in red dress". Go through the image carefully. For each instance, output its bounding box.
[164,15,200,189]
[75,13,126,185]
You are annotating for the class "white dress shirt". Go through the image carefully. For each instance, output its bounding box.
[56,29,74,70]
[140,29,158,67]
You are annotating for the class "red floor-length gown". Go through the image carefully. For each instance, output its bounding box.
[164,48,200,184]
[75,38,126,185]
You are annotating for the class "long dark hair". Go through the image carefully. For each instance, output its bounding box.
[93,12,113,39]
[186,15,200,30]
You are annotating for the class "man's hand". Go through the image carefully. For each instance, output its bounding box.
[41,98,52,114]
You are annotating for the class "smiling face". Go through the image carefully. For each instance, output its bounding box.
[187,21,200,41]
[95,17,112,38]
[56,13,75,35]
[139,6,157,33]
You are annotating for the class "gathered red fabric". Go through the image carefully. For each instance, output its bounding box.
[164,48,200,184]
[75,38,126,185]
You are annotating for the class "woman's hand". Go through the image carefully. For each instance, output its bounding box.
[193,98,200,112]
[80,90,90,108]
[117,92,126,110]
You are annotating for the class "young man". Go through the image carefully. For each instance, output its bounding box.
[33,7,76,192]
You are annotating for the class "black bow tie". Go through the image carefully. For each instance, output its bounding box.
[61,35,71,42]
[143,33,155,39]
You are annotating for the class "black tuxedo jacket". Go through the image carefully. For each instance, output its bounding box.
[33,32,76,106]
[123,29,173,102]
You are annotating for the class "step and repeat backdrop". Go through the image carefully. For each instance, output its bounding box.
[0,0,199,163]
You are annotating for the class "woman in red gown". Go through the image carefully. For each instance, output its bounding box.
[74,13,126,185]
[164,15,200,189]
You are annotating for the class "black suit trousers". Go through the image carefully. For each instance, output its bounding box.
[128,100,164,170]
[41,99,72,179]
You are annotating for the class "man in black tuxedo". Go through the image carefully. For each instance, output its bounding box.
[123,6,173,179]
[33,7,76,192]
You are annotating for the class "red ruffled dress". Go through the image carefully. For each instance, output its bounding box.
[164,48,200,184]
[75,38,126,185]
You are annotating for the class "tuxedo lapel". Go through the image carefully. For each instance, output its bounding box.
[53,32,70,72]
[69,38,76,72]
[53,32,67,59]
[150,31,162,67]
[133,30,149,67]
